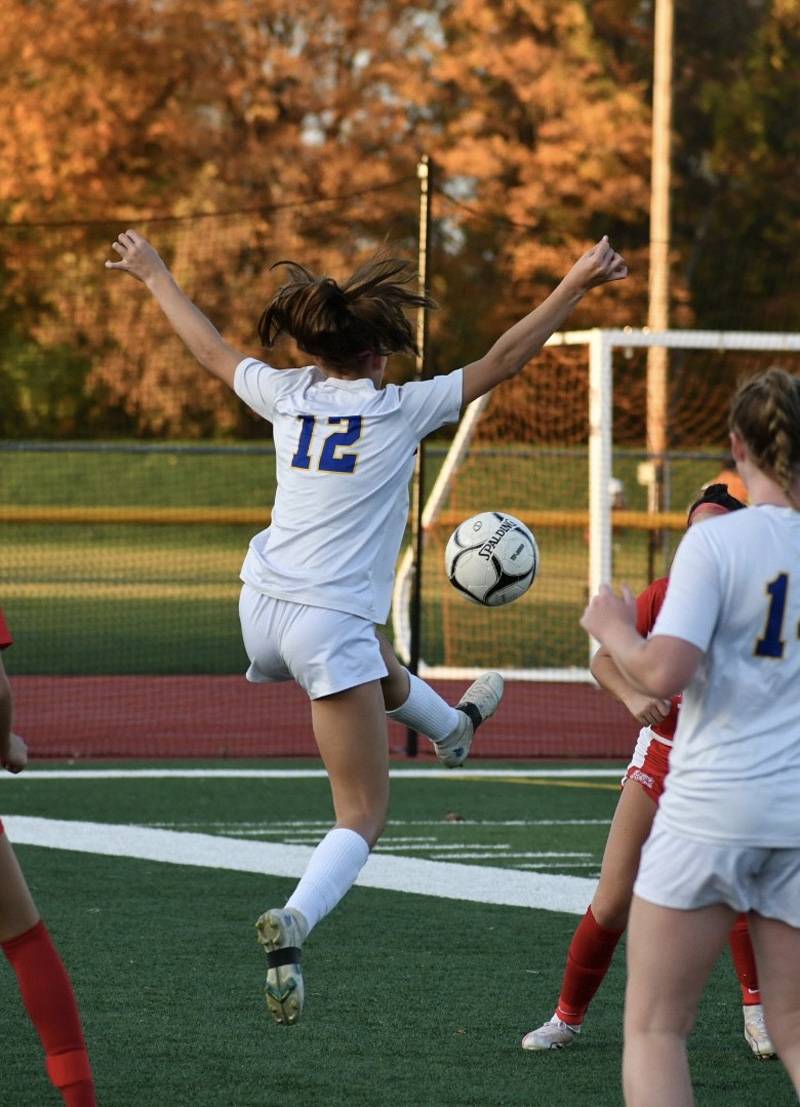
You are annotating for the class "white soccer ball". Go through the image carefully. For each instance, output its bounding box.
[445,511,539,607]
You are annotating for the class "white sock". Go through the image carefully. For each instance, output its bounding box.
[386,671,461,742]
[285,827,370,934]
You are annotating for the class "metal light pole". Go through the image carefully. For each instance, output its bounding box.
[646,0,674,576]
[405,154,434,757]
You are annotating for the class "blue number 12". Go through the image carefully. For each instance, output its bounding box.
[290,415,362,473]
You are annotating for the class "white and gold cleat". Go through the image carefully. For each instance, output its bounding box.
[256,907,308,1026]
[433,672,505,768]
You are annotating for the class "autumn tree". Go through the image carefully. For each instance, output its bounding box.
[2,0,799,439]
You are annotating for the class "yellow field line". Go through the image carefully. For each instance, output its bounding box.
[4,583,240,600]
[2,505,688,531]
[0,506,268,526]
[450,774,620,792]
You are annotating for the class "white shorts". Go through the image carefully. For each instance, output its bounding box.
[238,585,387,700]
[635,822,800,927]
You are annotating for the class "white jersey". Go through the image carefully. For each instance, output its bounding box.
[652,504,800,846]
[233,358,464,624]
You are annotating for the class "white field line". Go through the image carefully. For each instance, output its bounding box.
[375,842,515,852]
[0,768,623,782]
[518,863,600,870]
[428,851,593,861]
[146,818,611,829]
[3,816,596,916]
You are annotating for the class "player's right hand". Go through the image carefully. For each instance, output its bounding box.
[567,236,628,292]
[2,732,28,774]
[105,229,169,285]
[625,692,671,728]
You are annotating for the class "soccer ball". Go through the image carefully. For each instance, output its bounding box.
[445,512,539,607]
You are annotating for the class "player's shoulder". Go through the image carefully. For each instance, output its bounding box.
[393,369,463,412]
[690,505,768,556]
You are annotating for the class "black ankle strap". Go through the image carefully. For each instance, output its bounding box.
[456,702,483,730]
[267,946,301,968]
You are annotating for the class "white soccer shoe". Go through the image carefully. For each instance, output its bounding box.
[742,1004,776,1060]
[521,1014,582,1051]
[433,672,505,768]
[256,907,308,1026]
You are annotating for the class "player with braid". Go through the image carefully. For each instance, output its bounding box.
[581,367,800,1106]
[523,483,774,1058]
[0,610,97,1106]
[106,228,626,1025]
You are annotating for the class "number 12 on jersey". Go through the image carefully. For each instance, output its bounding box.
[290,415,363,473]
[754,572,796,658]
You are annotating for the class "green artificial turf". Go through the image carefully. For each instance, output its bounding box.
[0,764,796,1106]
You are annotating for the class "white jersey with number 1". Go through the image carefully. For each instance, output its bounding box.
[652,504,800,846]
[233,358,464,625]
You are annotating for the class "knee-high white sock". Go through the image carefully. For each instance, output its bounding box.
[285,828,370,934]
[386,671,460,742]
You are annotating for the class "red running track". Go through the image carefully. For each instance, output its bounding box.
[10,676,638,760]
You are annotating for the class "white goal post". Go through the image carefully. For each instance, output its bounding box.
[392,327,800,682]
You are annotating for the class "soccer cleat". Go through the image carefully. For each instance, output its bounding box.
[256,907,308,1026]
[433,672,505,768]
[742,1003,777,1060]
[521,1014,581,1051]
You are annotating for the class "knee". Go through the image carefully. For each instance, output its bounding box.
[591,893,631,932]
[380,669,409,712]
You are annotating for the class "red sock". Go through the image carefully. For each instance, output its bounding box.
[554,906,625,1025]
[728,914,761,1005]
[2,921,97,1107]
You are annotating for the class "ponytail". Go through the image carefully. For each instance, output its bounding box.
[257,253,435,370]
[729,367,800,507]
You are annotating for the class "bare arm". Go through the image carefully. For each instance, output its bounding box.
[590,646,672,728]
[105,230,244,388]
[582,585,703,699]
[461,237,627,406]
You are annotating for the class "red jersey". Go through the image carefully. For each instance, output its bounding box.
[635,578,680,740]
[0,609,11,651]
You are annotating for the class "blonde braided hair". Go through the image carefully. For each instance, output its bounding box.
[730,367,800,508]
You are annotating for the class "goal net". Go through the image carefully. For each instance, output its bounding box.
[392,327,800,754]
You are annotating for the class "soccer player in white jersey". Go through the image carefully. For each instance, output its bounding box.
[106,228,627,1026]
[580,367,800,1106]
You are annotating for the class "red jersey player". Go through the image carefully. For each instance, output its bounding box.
[0,609,97,1106]
[521,485,774,1059]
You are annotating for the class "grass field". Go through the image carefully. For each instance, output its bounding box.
[1,761,795,1107]
[1,443,721,677]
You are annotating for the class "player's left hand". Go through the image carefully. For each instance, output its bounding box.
[580,583,637,640]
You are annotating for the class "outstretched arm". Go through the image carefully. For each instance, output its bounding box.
[105,230,244,388]
[461,237,627,406]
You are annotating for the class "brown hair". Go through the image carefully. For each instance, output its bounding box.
[257,253,435,370]
[729,367,800,506]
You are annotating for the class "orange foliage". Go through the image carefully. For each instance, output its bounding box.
[0,0,654,436]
